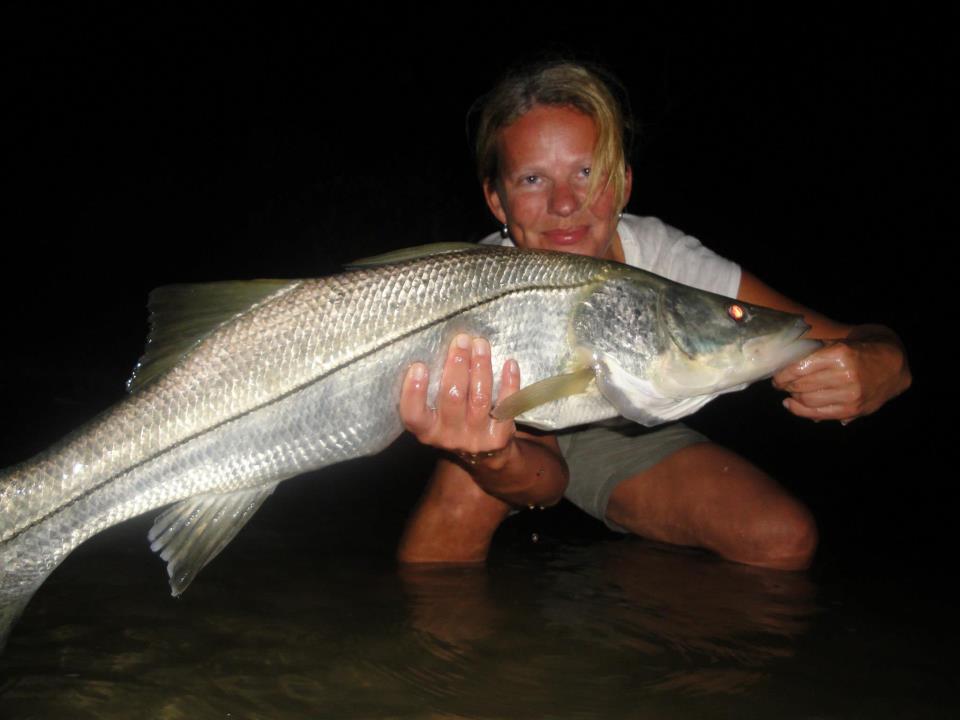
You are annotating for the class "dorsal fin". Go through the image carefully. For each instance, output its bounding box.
[346,242,481,269]
[127,279,295,393]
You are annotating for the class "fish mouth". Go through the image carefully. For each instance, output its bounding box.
[744,317,822,374]
[782,316,820,353]
[787,315,813,342]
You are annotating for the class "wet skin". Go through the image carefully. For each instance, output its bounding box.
[397,105,911,570]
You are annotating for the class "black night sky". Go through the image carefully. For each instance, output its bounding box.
[1,5,953,567]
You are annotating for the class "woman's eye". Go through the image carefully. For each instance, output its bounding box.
[523,175,540,185]
[581,166,591,177]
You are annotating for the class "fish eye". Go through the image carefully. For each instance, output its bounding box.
[727,304,746,322]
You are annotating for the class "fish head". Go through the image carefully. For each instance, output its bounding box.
[653,282,821,396]
[573,272,821,425]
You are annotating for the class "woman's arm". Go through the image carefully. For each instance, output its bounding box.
[737,270,912,423]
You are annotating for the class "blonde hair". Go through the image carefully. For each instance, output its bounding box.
[472,60,633,209]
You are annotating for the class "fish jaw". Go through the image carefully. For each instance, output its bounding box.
[653,317,823,397]
[590,326,820,427]
[592,351,735,426]
[740,323,823,381]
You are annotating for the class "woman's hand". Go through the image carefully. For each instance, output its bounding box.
[737,272,911,426]
[399,333,567,506]
[400,333,521,468]
[772,326,911,424]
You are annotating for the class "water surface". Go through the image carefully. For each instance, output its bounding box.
[0,455,952,719]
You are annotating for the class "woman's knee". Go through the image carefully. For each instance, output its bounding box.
[736,498,819,570]
[679,444,819,570]
[605,443,819,570]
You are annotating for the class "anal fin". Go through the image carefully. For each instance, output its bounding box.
[148,484,277,596]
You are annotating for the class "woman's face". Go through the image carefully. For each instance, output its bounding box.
[483,104,631,262]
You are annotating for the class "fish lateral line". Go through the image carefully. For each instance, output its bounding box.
[2,277,602,545]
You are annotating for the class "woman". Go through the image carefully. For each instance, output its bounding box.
[395,62,911,570]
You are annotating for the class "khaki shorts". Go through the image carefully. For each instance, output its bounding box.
[556,422,709,532]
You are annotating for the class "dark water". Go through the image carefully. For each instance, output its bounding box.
[0,448,953,720]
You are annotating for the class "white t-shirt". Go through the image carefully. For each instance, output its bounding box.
[480,214,742,298]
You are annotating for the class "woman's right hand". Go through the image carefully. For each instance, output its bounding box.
[399,334,520,466]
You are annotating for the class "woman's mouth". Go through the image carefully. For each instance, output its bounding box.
[542,226,589,245]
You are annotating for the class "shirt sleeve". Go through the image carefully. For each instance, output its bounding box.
[621,215,741,299]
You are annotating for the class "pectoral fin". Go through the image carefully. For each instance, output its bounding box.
[491,366,596,421]
[148,484,277,596]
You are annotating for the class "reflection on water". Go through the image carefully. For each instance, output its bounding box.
[0,512,953,719]
[397,541,816,715]
[1,517,819,719]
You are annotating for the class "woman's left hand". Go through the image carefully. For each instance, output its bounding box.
[772,327,911,424]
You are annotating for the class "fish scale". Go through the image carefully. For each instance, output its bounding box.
[1,250,598,539]
[0,245,819,650]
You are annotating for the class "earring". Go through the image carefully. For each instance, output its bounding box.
[500,223,510,239]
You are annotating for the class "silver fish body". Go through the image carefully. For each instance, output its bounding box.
[0,246,818,649]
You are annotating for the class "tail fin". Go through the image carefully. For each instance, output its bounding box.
[0,585,41,653]
[0,539,57,654]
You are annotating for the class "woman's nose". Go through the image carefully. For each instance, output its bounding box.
[548,181,581,216]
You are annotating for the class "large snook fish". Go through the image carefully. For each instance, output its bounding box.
[0,244,819,650]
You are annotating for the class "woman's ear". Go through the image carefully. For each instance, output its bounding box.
[483,178,508,225]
